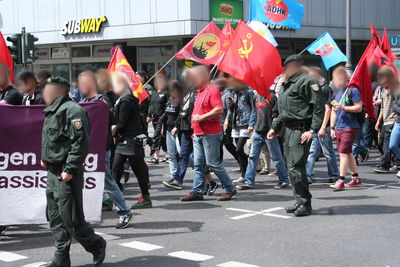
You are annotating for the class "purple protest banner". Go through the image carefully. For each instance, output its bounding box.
[0,101,108,225]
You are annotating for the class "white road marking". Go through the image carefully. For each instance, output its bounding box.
[119,241,163,251]
[23,262,48,267]
[0,251,28,262]
[226,207,290,220]
[217,261,260,267]
[168,251,214,262]
[387,185,400,189]
[95,231,121,241]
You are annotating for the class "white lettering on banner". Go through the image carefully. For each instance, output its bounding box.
[0,171,104,225]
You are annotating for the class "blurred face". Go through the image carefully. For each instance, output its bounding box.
[155,76,167,91]
[228,78,246,90]
[378,74,389,86]
[137,75,145,84]
[333,71,349,90]
[78,74,96,97]
[96,72,111,92]
[43,84,65,105]
[192,68,209,89]
[308,70,322,83]
[284,61,302,79]
[18,77,37,94]
[169,88,180,99]
[111,74,129,96]
[71,80,78,88]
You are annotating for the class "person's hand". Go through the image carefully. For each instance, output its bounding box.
[301,131,314,144]
[192,114,204,123]
[267,129,276,141]
[248,127,254,133]
[375,122,380,131]
[223,121,229,131]
[318,128,326,138]
[331,129,336,140]
[227,97,234,105]
[40,160,47,169]
[60,172,73,183]
[171,127,178,136]
[111,125,117,134]
[146,117,153,123]
[334,104,345,111]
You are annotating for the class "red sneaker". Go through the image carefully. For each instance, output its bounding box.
[346,177,362,187]
[330,179,345,191]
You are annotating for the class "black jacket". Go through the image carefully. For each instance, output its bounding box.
[177,87,197,131]
[114,93,145,138]
[393,96,400,123]
[254,93,277,134]
[147,89,168,118]
[22,91,45,105]
[0,85,22,105]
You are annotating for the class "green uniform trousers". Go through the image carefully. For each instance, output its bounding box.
[46,167,104,266]
[284,127,312,207]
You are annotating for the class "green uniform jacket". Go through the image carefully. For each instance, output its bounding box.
[272,73,325,132]
[41,95,90,174]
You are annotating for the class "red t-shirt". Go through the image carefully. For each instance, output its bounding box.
[192,84,223,135]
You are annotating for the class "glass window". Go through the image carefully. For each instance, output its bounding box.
[93,45,113,58]
[138,46,174,57]
[71,46,91,57]
[71,62,109,80]
[32,64,70,81]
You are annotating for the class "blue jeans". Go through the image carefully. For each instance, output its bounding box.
[192,133,236,195]
[244,132,289,185]
[352,124,368,158]
[166,130,180,178]
[104,150,131,216]
[389,122,400,159]
[173,130,194,184]
[306,128,339,182]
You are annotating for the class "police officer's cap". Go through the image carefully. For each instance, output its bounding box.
[283,54,304,66]
[45,76,70,88]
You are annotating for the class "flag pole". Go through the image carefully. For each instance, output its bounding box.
[142,55,176,87]
[298,47,308,55]
[209,53,225,80]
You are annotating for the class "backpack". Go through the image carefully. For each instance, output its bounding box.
[345,88,365,125]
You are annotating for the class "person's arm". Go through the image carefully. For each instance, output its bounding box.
[63,108,90,178]
[375,109,383,131]
[193,107,223,123]
[335,102,362,113]
[114,100,131,136]
[318,104,332,138]
[1,90,21,105]
[330,108,337,140]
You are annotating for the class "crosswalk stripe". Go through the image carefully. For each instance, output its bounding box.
[0,251,28,262]
[168,251,214,262]
[231,213,259,220]
[217,261,260,267]
[23,262,48,267]
[95,231,121,241]
[119,241,163,251]
[263,213,291,219]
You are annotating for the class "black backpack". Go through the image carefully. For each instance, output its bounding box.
[345,88,365,125]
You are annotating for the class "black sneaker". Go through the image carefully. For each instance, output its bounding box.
[294,205,312,217]
[273,182,289,189]
[285,203,300,213]
[93,238,106,266]
[236,184,254,190]
[207,181,219,195]
[0,225,7,236]
[374,167,391,173]
[116,213,133,229]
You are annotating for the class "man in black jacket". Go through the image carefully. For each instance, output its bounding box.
[0,63,21,105]
[17,70,45,105]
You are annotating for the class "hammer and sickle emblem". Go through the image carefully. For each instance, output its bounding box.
[238,33,253,59]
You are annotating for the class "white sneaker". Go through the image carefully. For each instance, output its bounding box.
[397,170,400,179]
[233,177,245,184]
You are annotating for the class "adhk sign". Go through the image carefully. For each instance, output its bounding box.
[62,16,107,35]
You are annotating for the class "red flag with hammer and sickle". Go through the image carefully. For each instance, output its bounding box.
[217,20,283,99]
[107,46,149,103]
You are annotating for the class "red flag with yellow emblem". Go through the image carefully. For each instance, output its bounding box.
[217,20,283,98]
[175,22,223,65]
[107,46,148,103]
[219,21,235,54]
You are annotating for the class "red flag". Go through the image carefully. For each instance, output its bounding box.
[349,57,374,120]
[370,22,381,46]
[381,28,397,62]
[0,31,14,81]
[176,22,223,65]
[217,20,283,98]
[219,21,235,54]
[107,46,149,104]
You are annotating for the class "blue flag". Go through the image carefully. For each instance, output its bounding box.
[249,0,304,30]
[306,32,347,70]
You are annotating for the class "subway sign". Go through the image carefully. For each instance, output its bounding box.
[62,16,107,35]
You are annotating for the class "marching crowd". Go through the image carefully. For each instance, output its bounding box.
[1,53,400,263]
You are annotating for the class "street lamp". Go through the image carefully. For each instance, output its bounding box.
[345,0,353,74]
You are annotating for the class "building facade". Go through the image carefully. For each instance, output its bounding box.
[0,0,399,80]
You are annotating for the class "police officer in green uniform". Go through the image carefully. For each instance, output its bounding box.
[40,77,106,267]
[267,55,324,217]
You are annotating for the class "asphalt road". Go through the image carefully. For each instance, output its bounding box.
[1,147,400,267]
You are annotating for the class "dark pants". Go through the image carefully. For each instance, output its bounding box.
[221,126,239,163]
[363,117,376,149]
[381,124,394,168]
[173,130,194,183]
[112,153,150,195]
[284,127,312,207]
[46,168,104,266]
[152,117,167,152]
[235,137,248,177]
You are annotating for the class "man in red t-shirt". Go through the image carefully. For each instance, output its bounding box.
[180,66,237,201]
